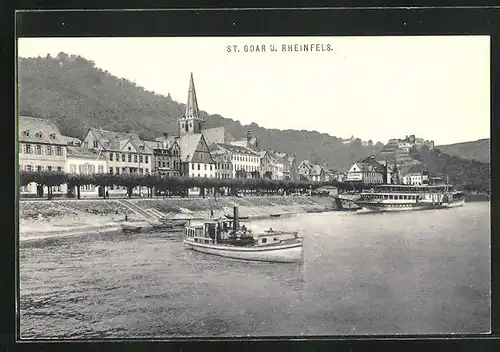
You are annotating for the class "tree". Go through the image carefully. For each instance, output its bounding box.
[263,171,273,180]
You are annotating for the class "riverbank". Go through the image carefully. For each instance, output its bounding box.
[19,196,336,242]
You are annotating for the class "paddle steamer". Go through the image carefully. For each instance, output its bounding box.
[354,184,465,212]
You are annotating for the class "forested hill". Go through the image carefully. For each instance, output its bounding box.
[410,146,490,192]
[436,139,490,164]
[18,52,385,171]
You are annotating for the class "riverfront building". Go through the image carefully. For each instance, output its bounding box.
[81,128,154,176]
[144,135,181,177]
[65,146,108,197]
[18,116,68,197]
[346,156,387,184]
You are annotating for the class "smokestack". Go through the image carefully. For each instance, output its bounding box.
[233,206,239,231]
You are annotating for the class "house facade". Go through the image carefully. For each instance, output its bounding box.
[144,135,181,177]
[210,147,233,179]
[18,116,68,197]
[346,156,386,184]
[81,128,154,176]
[213,143,260,179]
[297,160,312,180]
[66,146,108,197]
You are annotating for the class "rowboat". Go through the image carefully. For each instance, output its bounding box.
[121,222,142,234]
[270,214,282,218]
[184,207,303,263]
[224,214,249,220]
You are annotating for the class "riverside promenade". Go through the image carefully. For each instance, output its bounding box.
[18,196,337,242]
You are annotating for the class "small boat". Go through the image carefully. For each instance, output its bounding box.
[270,214,282,218]
[225,214,249,220]
[184,207,303,263]
[121,222,142,234]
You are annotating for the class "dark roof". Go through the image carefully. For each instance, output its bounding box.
[216,143,260,156]
[88,128,153,154]
[67,146,106,160]
[18,116,67,145]
[358,156,386,173]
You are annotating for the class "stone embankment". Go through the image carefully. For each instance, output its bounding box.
[19,196,337,242]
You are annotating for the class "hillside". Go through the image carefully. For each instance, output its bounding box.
[410,146,490,192]
[18,52,385,171]
[436,139,490,164]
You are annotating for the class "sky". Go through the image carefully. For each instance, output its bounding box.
[17,36,490,145]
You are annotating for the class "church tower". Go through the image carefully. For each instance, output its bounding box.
[179,72,204,137]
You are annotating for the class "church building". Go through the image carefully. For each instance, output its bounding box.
[177,73,216,178]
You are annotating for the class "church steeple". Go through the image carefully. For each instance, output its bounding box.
[179,72,204,137]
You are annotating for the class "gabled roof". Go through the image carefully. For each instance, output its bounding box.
[309,164,324,176]
[216,143,260,156]
[358,156,386,173]
[87,128,153,154]
[178,133,214,163]
[230,136,259,149]
[18,116,67,145]
[61,135,82,146]
[67,146,106,160]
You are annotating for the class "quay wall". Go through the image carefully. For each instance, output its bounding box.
[19,196,337,221]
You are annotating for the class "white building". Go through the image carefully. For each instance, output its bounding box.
[215,144,260,178]
[81,128,154,176]
[18,116,68,197]
[66,146,108,197]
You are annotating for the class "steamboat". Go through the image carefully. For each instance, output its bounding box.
[354,183,466,213]
[183,206,303,263]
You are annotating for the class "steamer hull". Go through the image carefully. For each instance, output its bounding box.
[184,239,303,263]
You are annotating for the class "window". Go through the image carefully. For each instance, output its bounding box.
[70,164,76,173]
[262,238,267,243]
[122,167,127,174]
[205,164,207,170]
[139,155,143,163]
[57,167,62,171]
[98,165,104,173]
[128,154,132,162]
[197,164,200,170]
[139,168,143,174]
[116,168,120,175]
[122,154,126,162]
[46,146,52,155]
[109,167,113,174]
[22,130,30,137]
[192,173,194,177]
[56,146,62,156]
[145,168,149,173]
[93,141,98,148]
[109,153,114,161]
[134,154,138,163]
[50,133,56,140]
[144,156,148,163]
[128,146,131,151]
[166,161,170,168]
[25,165,32,171]
[35,145,42,155]
[25,144,32,154]
[198,173,200,177]
[83,141,89,148]
[37,166,42,171]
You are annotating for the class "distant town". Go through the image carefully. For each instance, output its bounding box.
[18,72,437,198]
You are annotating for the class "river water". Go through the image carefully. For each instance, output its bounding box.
[19,202,490,338]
